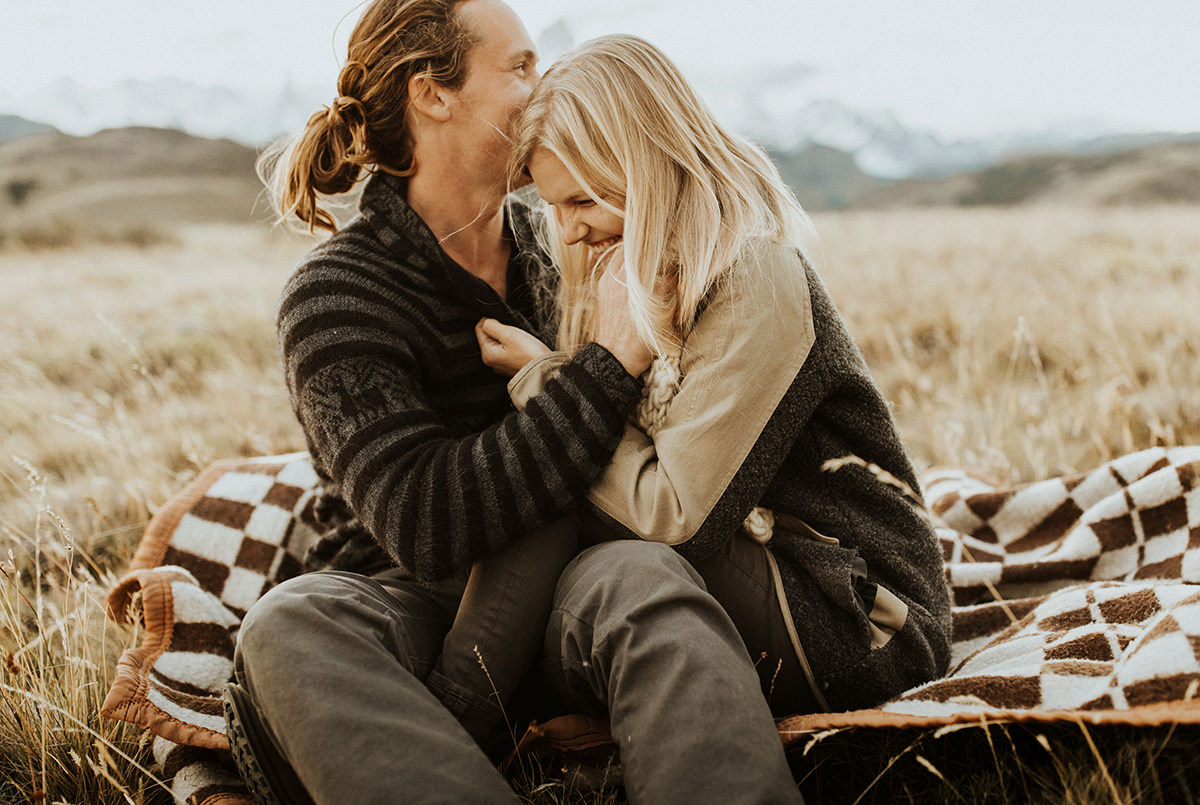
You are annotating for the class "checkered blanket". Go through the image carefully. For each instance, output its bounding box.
[781,444,1200,735]
[102,446,1200,803]
[102,453,324,805]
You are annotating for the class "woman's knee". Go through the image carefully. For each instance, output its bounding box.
[545,541,754,705]
[551,540,713,635]
[559,541,701,598]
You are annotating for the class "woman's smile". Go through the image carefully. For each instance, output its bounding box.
[587,235,623,256]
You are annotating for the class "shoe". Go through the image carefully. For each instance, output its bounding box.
[222,682,316,805]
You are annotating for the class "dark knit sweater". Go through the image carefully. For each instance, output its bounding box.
[278,173,642,580]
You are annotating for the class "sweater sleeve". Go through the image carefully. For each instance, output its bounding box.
[283,277,641,581]
[507,351,571,410]
[584,244,815,554]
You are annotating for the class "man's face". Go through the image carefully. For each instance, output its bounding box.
[451,0,539,169]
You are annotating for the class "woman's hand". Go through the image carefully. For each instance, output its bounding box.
[475,318,552,377]
[593,246,654,378]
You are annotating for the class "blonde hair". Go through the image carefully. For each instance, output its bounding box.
[258,0,476,232]
[509,34,812,356]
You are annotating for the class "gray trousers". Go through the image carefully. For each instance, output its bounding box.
[234,538,805,804]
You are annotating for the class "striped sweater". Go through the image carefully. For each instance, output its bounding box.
[278,173,642,579]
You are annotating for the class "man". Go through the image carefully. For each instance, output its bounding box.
[226,1,803,802]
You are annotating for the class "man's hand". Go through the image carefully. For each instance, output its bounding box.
[475,318,552,377]
[594,246,654,378]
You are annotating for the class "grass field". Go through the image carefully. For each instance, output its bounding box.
[2,206,1199,803]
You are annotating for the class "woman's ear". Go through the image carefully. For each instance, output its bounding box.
[408,72,453,123]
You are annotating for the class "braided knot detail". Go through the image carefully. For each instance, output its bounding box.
[635,354,681,436]
[327,95,366,126]
[634,351,775,543]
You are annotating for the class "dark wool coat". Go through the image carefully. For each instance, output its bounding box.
[510,242,953,711]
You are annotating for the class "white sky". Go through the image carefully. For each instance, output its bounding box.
[3,0,1200,140]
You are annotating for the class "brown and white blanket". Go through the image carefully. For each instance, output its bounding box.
[102,446,1200,804]
[102,453,325,805]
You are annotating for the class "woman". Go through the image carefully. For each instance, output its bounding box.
[475,34,952,716]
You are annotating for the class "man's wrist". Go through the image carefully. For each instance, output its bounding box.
[591,339,641,379]
[578,341,644,396]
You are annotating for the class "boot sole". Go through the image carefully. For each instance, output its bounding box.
[222,682,315,805]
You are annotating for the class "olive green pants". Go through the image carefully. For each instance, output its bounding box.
[234,536,805,804]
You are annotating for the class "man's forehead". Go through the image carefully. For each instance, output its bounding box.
[457,0,534,58]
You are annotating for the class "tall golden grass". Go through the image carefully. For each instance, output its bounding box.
[815,205,1200,481]
[1,224,312,804]
[1,206,1198,802]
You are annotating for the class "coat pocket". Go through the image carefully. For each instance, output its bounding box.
[775,521,909,651]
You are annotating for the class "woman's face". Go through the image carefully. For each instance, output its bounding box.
[528,148,624,257]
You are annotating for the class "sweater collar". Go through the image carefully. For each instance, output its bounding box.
[357,171,546,335]
[358,172,444,262]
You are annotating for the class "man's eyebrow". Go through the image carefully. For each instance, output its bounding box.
[513,48,537,63]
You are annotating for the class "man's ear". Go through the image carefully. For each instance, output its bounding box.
[408,72,454,123]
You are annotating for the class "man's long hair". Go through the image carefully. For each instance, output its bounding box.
[258,0,476,232]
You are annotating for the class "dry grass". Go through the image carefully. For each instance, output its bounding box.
[1,206,1198,802]
[1,223,317,804]
[1,224,315,545]
[795,719,1200,803]
[812,204,1200,483]
[1,458,170,805]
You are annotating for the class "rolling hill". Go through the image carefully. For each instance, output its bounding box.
[854,138,1200,208]
[1,123,1196,245]
[766,143,885,211]
[0,126,267,230]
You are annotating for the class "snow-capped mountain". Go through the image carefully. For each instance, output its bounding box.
[715,81,1130,180]
[0,77,327,148]
[0,76,1181,180]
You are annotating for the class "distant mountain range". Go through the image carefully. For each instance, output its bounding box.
[4,76,1198,188]
[0,114,58,141]
[0,78,323,153]
[1,119,1197,231]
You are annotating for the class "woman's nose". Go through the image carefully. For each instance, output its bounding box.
[562,217,587,245]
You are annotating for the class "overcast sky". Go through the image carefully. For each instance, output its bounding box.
[4,0,1200,140]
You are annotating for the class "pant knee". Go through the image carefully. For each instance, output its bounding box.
[236,572,374,679]
[557,541,703,603]
[546,541,754,710]
[551,541,719,649]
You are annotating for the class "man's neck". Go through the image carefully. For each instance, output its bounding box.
[406,166,510,298]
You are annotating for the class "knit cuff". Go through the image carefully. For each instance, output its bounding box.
[566,342,644,416]
[508,351,570,411]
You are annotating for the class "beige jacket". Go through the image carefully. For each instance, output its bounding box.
[509,242,815,545]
